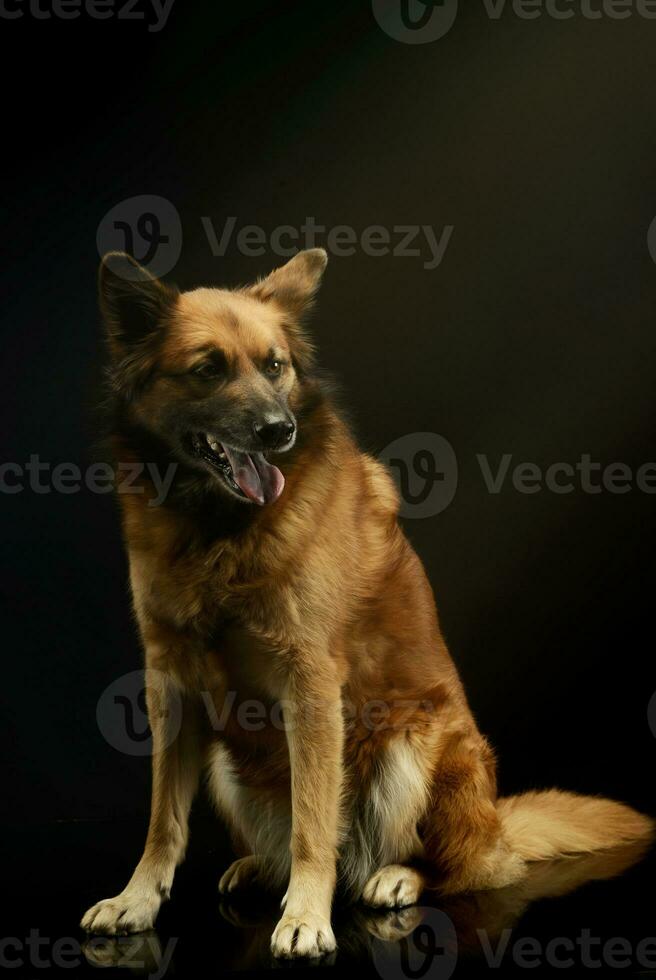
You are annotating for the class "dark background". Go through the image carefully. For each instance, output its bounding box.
[2,0,656,974]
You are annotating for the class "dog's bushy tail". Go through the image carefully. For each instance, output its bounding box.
[497,789,654,862]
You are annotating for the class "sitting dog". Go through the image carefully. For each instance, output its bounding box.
[81,249,652,958]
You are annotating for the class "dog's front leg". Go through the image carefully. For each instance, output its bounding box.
[81,668,203,935]
[270,665,343,959]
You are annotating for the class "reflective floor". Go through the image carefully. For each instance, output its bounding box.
[7,818,655,977]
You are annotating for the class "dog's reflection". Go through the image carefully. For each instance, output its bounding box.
[221,841,652,970]
[81,841,650,972]
[81,930,175,976]
[346,840,652,963]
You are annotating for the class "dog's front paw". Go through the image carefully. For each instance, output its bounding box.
[270,911,336,959]
[80,889,160,935]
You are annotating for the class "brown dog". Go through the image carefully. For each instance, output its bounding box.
[81,249,652,958]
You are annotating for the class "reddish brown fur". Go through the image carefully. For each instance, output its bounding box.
[81,250,653,958]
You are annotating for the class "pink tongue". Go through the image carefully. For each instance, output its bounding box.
[222,445,285,505]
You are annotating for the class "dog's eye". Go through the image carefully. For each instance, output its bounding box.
[265,359,283,377]
[191,361,222,380]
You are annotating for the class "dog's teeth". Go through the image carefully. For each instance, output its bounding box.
[204,433,227,460]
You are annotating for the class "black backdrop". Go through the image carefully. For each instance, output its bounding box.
[2,0,655,870]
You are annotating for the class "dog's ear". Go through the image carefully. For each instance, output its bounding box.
[249,249,328,318]
[99,252,178,352]
[249,249,327,375]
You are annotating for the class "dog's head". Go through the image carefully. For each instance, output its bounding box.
[100,249,328,506]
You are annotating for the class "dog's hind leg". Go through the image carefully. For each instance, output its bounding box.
[219,855,263,895]
[420,732,525,896]
[351,735,435,908]
[361,864,426,908]
[81,670,204,935]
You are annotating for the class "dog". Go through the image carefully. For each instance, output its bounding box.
[81,249,653,959]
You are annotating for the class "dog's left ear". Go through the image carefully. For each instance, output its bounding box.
[99,251,179,353]
[249,249,328,318]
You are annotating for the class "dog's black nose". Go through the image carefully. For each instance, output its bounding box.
[254,420,295,450]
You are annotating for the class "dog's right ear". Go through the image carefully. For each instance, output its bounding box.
[249,249,328,319]
[99,252,178,353]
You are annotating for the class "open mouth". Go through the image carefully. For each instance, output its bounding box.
[189,433,285,506]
